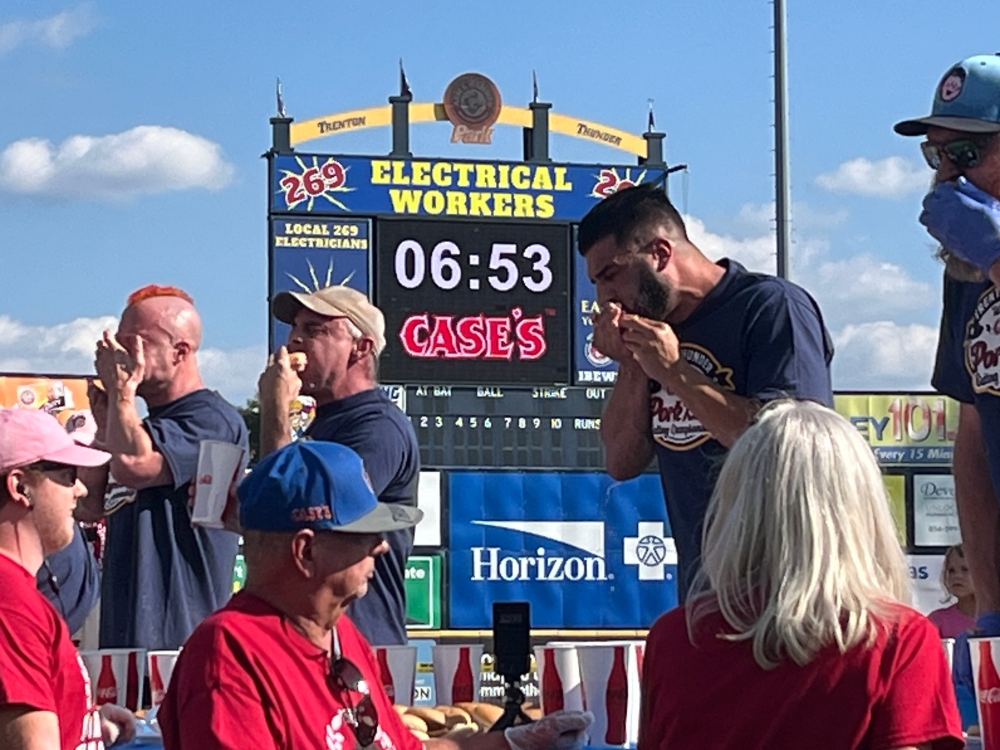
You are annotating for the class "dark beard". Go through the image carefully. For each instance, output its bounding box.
[633,265,670,320]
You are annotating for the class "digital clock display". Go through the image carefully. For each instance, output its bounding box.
[376,219,571,385]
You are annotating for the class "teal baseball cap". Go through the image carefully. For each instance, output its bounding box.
[238,441,422,534]
[895,54,1000,136]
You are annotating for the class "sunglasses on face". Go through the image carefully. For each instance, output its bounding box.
[921,137,995,170]
[328,651,379,748]
[27,461,78,486]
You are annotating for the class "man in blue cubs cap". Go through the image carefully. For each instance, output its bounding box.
[159,441,592,750]
[896,54,1000,689]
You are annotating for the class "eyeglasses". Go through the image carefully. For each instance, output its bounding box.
[26,461,78,486]
[328,647,379,748]
[921,136,995,170]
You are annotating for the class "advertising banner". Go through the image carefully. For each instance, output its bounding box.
[908,554,947,616]
[269,217,371,348]
[448,471,674,628]
[834,393,959,465]
[271,154,666,221]
[0,375,92,427]
[573,231,617,385]
[405,555,442,630]
[882,474,907,548]
[913,474,961,548]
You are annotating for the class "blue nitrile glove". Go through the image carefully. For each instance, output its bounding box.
[920,177,1000,274]
[953,611,1000,693]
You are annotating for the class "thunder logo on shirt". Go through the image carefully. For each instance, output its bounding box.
[650,344,735,451]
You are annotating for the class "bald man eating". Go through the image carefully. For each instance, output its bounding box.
[85,285,249,650]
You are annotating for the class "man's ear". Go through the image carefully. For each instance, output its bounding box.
[290,529,317,578]
[651,236,673,271]
[174,340,193,364]
[4,469,32,509]
[350,337,375,366]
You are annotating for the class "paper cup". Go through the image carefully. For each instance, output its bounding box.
[147,650,181,706]
[942,638,955,674]
[971,637,1000,749]
[535,644,584,714]
[433,644,484,705]
[575,642,643,747]
[375,646,418,706]
[80,648,146,711]
[192,440,244,528]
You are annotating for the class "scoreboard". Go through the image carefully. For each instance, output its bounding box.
[389,384,611,470]
[268,152,667,470]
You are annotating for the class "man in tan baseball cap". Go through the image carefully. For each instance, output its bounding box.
[258,285,420,647]
[272,285,387,356]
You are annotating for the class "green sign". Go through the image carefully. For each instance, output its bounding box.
[233,554,247,593]
[405,555,441,629]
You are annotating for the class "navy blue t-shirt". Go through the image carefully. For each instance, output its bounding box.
[651,260,833,597]
[37,524,100,634]
[100,389,247,650]
[306,388,420,646]
[932,273,1000,494]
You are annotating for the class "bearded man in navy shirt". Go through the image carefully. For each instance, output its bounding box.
[578,185,833,598]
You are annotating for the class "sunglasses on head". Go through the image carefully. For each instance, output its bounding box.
[328,646,379,749]
[921,136,995,170]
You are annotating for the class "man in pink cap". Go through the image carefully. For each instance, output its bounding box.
[0,408,134,748]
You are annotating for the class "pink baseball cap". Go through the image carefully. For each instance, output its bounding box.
[0,408,110,473]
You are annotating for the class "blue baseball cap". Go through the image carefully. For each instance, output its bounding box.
[895,54,1000,136]
[238,441,422,534]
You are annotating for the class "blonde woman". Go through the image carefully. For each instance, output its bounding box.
[639,401,962,750]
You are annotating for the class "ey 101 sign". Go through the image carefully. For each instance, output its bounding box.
[834,393,958,465]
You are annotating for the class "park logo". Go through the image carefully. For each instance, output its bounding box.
[965,285,1000,396]
[443,73,502,145]
[650,344,734,450]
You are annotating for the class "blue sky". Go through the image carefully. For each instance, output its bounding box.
[2,0,999,405]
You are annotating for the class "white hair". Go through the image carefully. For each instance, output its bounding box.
[687,400,911,670]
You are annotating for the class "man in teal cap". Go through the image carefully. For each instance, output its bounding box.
[896,54,1000,686]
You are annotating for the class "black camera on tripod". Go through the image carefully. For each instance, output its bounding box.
[489,601,533,732]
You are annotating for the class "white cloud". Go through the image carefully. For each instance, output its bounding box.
[0,315,262,407]
[0,4,96,55]
[831,321,939,390]
[0,126,235,201]
[197,345,267,407]
[684,209,934,324]
[809,254,935,321]
[815,156,928,199]
[684,214,778,274]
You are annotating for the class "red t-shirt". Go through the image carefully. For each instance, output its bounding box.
[0,554,103,750]
[159,591,422,750]
[640,603,963,750]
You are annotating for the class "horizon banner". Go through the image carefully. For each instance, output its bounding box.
[448,471,675,628]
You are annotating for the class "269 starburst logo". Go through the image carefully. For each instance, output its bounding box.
[278,156,354,210]
[590,167,648,199]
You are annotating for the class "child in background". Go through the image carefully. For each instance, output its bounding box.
[929,544,976,638]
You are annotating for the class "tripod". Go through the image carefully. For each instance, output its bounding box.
[488,678,534,732]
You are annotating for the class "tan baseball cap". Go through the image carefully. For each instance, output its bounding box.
[272,286,386,355]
